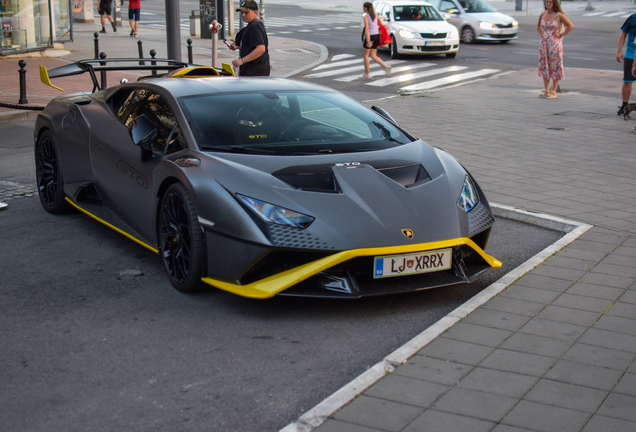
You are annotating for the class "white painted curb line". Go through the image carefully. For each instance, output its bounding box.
[280,203,592,432]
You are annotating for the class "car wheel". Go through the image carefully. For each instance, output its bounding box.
[35,130,70,214]
[500,40,510,44]
[446,52,457,58]
[158,183,204,292]
[390,36,400,59]
[461,26,475,44]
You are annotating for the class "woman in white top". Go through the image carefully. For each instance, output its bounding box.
[362,2,391,79]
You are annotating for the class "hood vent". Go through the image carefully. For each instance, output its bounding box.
[273,162,430,192]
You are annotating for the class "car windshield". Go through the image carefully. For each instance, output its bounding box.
[459,0,495,12]
[179,91,414,155]
[393,5,443,21]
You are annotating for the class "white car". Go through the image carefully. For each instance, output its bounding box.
[373,0,460,59]
[428,0,518,43]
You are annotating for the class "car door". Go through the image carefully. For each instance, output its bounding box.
[90,87,187,242]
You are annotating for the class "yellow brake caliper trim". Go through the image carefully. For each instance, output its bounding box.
[202,237,502,299]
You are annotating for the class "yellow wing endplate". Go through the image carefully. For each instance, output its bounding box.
[39,65,64,92]
[222,62,236,76]
[168,66,220,78]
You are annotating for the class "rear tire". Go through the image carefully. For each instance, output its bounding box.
[35,130,71,214]
[390,36,400,59]
[158,183,204,292]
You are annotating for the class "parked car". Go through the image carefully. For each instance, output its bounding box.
[373,0,460,59]
[428,0,518,43]
[35,58,501,299]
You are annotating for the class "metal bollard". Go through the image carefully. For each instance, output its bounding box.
[209,21,222,68]
[150,50,157,76]
[18,60,28,104]
[138,40,145,65]
[187,39,193,64]
[99,52,107,90]
[94,32,100,59]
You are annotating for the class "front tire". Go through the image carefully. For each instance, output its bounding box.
[461,26,475,44]
[390,36,400,59]
[35,130,70,214]
[446,52,457,58]
[158,183,204,292]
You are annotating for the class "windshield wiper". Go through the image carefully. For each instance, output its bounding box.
[370,121,401,143]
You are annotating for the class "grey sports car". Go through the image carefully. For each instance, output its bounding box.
[34,59,501,298]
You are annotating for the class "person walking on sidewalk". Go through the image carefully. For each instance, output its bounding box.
[230,0,270,76]
[361,2,391,79]
[537,0,573,98]
[99,0,117,34]
[617,14,636,115]
[122,0,141,37]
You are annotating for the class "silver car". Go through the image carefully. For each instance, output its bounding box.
[428,0,518,43]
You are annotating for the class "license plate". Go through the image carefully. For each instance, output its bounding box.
[373,248,452,279]
[424,40,444,46]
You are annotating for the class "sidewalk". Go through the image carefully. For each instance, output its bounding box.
[2,5,636,432]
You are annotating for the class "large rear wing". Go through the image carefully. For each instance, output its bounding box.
[39,58,236,93]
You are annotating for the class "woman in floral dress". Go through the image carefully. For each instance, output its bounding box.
[537,0,574,98]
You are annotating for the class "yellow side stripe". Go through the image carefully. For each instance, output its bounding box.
[202,237,502,299]
[65,197,159,254]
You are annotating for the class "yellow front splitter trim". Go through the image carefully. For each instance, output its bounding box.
[202,237,502,299]
[66,197,159,254]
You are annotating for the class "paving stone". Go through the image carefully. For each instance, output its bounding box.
[577,231,627,245]
[592,262,636,279]
[480,348,556,377]
[461,308,531,332]
[565,282,625,301]
[594,315,636,337]
[578,328,636,354]
[512,274,573,292]
[394,355,473,386]
[613,245,636,257]
[607,302,636,319]
[417,337,494,366]
[457,367,539,398]
[530,265,588,283]
[442,322,513,348]
[552,293,615,314]
[544,359,624,391]
[491,425,536,432]
[579,272,636,289]
[596,393,636,422]
[482,296,546,317]
[314,419,382,432]
[619,290,636,304]
[502,400,591,432]
[567,239,619,254]
[402,410,495,432]
[581,414,636,432]
[613,372,636,397]
[544,255,597,272]
[601,253,636,267]
[500,285,561,304]
[431,387,518,423]
[524,379,609,413]
[557,248,608,263]
[519,318,587,342]
[500,332,572,358]
[363,374,451,408]
[332,395,423,432]
[562,343,635,371]
[535,305,601,327]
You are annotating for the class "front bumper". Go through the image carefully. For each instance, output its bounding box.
[476,28,517,41]
[395,36,460,55]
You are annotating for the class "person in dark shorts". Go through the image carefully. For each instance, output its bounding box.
[617,14,636,115]
[123,0,141,37]
[99,0,117,33]
[361,2,390,79]
[230,0,270,76]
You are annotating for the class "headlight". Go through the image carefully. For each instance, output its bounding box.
[237,194,315,229]
[398,28,416,39]
[457,176,479,212]
[479,21,496,29]
[512,21,519,27]
[448,28,459,39]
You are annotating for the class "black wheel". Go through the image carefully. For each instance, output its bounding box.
[158,183,204,292]
[461,26,475,44]
[500,40,510,44]
[390,36,400,59]
[35,130,70,214]
[446,52,457,58]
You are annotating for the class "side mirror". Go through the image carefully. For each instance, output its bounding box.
[442,12,452,20]
[448,8,460,14]
[130,114,157,151]
[372,106,400,127]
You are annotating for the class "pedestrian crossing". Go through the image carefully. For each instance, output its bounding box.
[304,54,500,92]
[582,11,635,19]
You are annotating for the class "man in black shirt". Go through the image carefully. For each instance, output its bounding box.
[230,0,270,76]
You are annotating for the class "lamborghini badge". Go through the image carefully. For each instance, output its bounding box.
[401,229,414,239]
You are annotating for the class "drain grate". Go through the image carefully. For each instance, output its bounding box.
[555,111,607,120]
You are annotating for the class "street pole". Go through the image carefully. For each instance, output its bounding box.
[165,0,182,61]
[228,0,235,36]
[260,0,265,25]
[585,0,594,12]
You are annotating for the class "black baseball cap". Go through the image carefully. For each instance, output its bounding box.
[236,0,258,12]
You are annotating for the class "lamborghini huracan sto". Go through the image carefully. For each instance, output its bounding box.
[34,59,501,298]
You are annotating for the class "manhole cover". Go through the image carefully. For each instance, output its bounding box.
[555,111,607,120]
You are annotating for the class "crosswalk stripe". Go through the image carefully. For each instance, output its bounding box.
[335,63,437,82]
[313,59,365,71]
[603,12,627,17]
[304,60,404,78]
[366,65,467,87]
[399,69,500,92]
[582,12,605,16]
[332,54,357,61]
